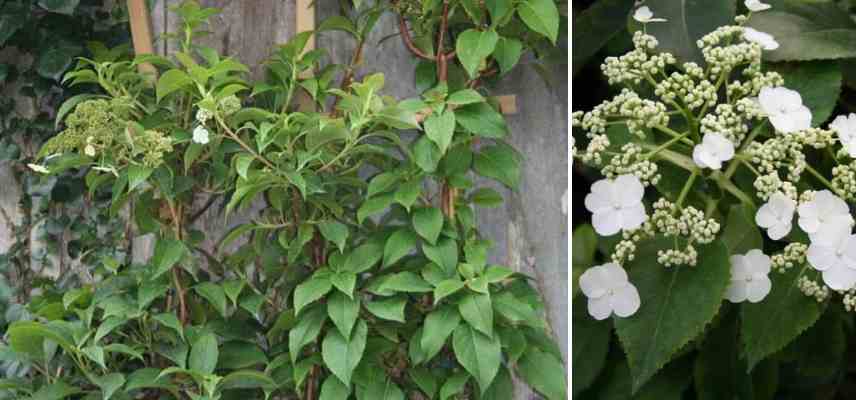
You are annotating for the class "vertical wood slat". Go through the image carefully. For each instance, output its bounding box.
[127,0,157,77]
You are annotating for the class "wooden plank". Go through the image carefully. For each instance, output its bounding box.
[295,0,316,110]
[127,0,157,78]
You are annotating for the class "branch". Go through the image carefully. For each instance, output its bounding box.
[398,15,435,60]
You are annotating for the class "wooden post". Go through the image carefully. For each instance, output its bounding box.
[295,0,316,111]
[127,0,157,79]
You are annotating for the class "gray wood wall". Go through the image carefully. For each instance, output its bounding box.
[1,1,568,398]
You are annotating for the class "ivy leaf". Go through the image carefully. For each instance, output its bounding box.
[458,292,493,337]
[455,102,508,138]
[446,89,485,106]
[516,348,567,400]
[642,0,735,64]
[394,179,422,211]
[768,60,842,126]
[318,221,349,253]
[434,279,465,305]
[455,29,499,78]
[413,136,442,173]
[364,296,407,323]
[473,143,520,189]
[614,240,730,392]
[571,0,634,76]
[322,320,368,387]
[189,333,219,375]
[571,299,611,396]
[493,37,523,76]
[423,238,459,275]
[452,324,501,394]
[721,204,763,255]
[424,110,456,154]
[516,0,560,42]
[293,274,333,315]
[328,292,359,338]
[439,372,469,400]
[383,229,418,267]
[421,305,461,361]
[320,375,351,400]
[742,264,824,371]
[345,241,383,273]
[747,3,856,62]
[412,207,444,245]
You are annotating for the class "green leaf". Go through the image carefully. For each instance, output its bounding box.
[742,264,824,371]
[768,60,842,126]
[447,89,485,106]
[293,275,333,315]
[7,321,74,358]
[345,241,383,273]
[517,0,559,42]
[220,370,276,390]
[424,110,456,154]
[0,3,28,46]
[29,381,82,400]
[492,37,523,76]
[420,305,461,361]
[368,172,399,197]
[153,313,184,340]
[320,375,351,400]
[693,308,754,400]
[452,324,501,394]
[394,179,422,211]
[469,188,503,208]
[331,271,357,298]
[37,41,83,80]
[571,299,611,396]
[455,29,499,78]
[413,136,442,173]
[458,292,493,337]
[455,102,508,138]
[409,367,439,399]
[413,207,444,245]
[194,282,228,318]
[747,3,856,62]
[83,345,106,370]
[434,279,466,304]
[38,0,80,14]
[384,229,418,267]
[720,204,763,255]
[379,271,433,293]
[614,240,730,392]
[571,0,634,76]
[218,341,267,369]
[439,372,469,400]
[318,220,349,253]
[234,154,254,179]
[473,143,519,188]
[328,292,360,338]
[588,356,689,400]
[189,333,219,375]
[365,296,407,323]
[322,320,368,387]
[642,0,735,64]
[152,238,188,278]
[92,373,124,400]
[516,348,567,400]
[423,238,459,275]
[156,69,194,102]
[55,94,101,129]
[289,305,327,364]
[358,193,395,224]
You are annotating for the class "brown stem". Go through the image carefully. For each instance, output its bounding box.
[305,366,319,400]
[331,39,366,115]
[166,201,188,325]
[436,1,450,82]
[398,15,435,60]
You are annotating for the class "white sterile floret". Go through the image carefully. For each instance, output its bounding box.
[755,192,795,240]
[806,222,856,290]
[84,144,96,157]
[693,133,735,170]
[725,249,772,303]
[830,113,856,157]
[797,189,854,236]
[745,0,771,12]
[27,164,49,174]
[584,174,648,236]
[742,28,779,51]
[193,126,211,145]
[633,6,667,23]
[758,86,812,134]
[579,263,641,320]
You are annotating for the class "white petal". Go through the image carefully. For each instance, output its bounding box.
[797,202,820,233]
[587,296,613,320]
[619,204,648,231]
[807,244,837,271]
[592,210,622,236]
[770,112,798,134]
[766,221,791,240]
[755,203,779,228]
[633,6,653,23]
[584,189,612,214]
[730,255,751,280]
[600,262,629,286]
[615,174,645,205]
[745,249,772,275]
[724,280,748,303]
[745,0,771,12]
[823,263,856,291]
[706,133,735,161]
[579,266,609,298]
[746,276,772,303]
[611,284,641,318]
[693,145,713,169]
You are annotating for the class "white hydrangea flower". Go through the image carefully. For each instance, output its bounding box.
[584,174,648,236]
[692,133,735,170]
[193,126,211,145]
[27,164,49,174]
[797,190,854,236]
[745,0,771,12]
[725,249,772,303]
[561,188,568,215]
[755,192,795,240]
[830,113,856,157]
[743,28,779,51]
[84,144,96,157]
[758,86,812,134]
[807,222,856,290]
[633,6,667,23]
[579,262,641,320]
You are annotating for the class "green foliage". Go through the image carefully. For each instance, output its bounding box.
[2,0,565,399]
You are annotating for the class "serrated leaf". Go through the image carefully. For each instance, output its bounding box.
[328,292,359,338]
[614,240,730,392]
[455,102,507,138]
[721,204,763,255]
[424,110,456,154]
[571,0,633,76]
[642,0,735,64]
[455,29,499,78]
[517,0,559,42]
[747,4,856,62]
[473,144,519,188]
[458,292,493,337]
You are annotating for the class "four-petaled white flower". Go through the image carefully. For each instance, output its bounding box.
[797,190,854,236]
[745,0,771,12]
[758,86,812,134]
[584,174,648,236]
[807,222,856,290]
[830,113,856,157]
[579,262,641,320]
[193,126,210,145]
[633,6,667,23]
[743,27,779,51]
[692,133,735,170]
[561,188,568,216]
[27,164,49,174]
[755,192,795,240]
[725,249,772,303]
[84,144,96,157]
